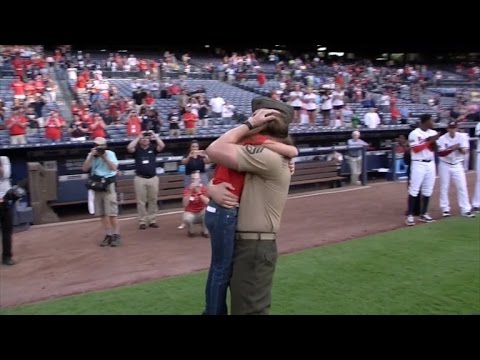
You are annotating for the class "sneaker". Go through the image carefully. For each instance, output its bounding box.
[149,223,159,228]
[405,215,415,226]
[462,212,476,218]
[419,214,435,223]
[177,224,185,230]
[100,235,112,247]
[442,211,451,217]
[139,224,147,230]
[2,257,16,266]
[110,234,121,247]
[201,232,210,238]
[472,207,480,214]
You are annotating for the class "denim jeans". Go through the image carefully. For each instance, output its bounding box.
[204,200,238,315]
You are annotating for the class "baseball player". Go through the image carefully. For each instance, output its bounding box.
[437,121,475,218]
[405,114,439,226]
[471,121,480,213]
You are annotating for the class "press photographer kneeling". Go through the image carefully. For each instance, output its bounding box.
[82,137,121,247]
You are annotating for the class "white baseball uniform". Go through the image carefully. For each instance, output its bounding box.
[471,122,480,208]
[408,127,438,197]
[437,132,472,214]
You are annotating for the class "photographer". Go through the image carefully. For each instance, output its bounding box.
[0,156,15,265]
[181,140,210,187]
[127,130,165,230]
[82,137,120,247]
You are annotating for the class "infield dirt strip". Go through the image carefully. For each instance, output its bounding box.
[0,174,477,307]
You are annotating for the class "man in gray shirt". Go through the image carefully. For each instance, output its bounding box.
[347,131,368,185]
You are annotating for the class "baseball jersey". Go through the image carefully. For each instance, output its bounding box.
[437,132,469,165]
[408,128,438,161]
[236,146,291,234]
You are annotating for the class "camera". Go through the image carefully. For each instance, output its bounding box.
[142,131,153,137]
[3,185,26,202]
[94,147,106,156]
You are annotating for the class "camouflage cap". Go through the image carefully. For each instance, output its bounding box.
[251,97,294,124]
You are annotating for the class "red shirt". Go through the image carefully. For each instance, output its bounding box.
[127,116,142,136]
[35,80,45,92]
[212,134,269,199]
[25,82,36,96]
[183,186,208,213]
[257,73,266,85]
[11,81,26,95]
[183,112,198,129]
[76,76,86,89]
[45,117,63,140]
[6,116,28,136]
[145,95,154,106]
[90,121,106,138]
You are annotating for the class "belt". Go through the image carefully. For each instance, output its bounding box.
[136,174,155,179]
[441,161,462,166]
[412,159,432,163]
[236,232,276,241]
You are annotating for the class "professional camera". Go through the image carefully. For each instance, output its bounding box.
[94,147,106,157]
[142,130,153,137]
[3,185,26,202]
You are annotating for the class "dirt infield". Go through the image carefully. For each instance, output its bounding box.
[0,173,477,308]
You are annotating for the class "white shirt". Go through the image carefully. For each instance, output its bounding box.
[67,68,77,81]
[209,97,225,113]
[303,93,317,110]
[0,156,12,200]
[221,104,235,118]
[332,91,344,106]
[379,95,390,106]
[476,122,480,152]
[290,91,304,107]
[437,132,469,164]
[320,95,333,110]
[364,112,381,129]
[128,57,137,67]
[408,127,438,161]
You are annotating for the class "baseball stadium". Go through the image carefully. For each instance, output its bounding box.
[0,44,479,315]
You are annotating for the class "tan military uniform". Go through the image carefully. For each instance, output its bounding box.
[230,145,291,315]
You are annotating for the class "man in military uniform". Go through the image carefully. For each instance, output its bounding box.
[206,97,294,315]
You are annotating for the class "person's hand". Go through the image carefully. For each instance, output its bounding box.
[89,147,98,156]
[450,144,461,151]
[198,150,207,157]
[249,109,281,128]
[426,133,440,142]
[288,159,295,175]
[208,182,239,209]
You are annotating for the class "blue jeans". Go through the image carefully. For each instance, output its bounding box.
[204,200,238,315]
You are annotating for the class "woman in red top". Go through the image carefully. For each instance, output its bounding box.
[126,111,142,137]
[89,114,106,139]
[45,113,64,142]
[203,121,298,315]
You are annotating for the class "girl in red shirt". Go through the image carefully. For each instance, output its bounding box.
[45,113,64,142]
[89,115,106,139]
[203,131,297,315]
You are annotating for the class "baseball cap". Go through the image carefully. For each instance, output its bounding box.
[251,97,294,124]
[93,137,107,145]
[447,121,458,128]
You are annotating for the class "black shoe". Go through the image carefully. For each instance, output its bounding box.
[139,224,147,230]
[472,207,480,214]
[110,234,121,247]
[149,223,159,228]
[188,232,195,238]
[2,257,16,266]
[100,235,112,247]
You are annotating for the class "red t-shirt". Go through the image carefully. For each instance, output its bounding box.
[11,81,26,95]
[183,186,208,213]
[145,95,154,106]
[6,116,28,136]
[76,76,86,89]
[90,122,106,138]
[35,80,45,92]
[257,73,266,85]
[127,116,142,136]
[25,82,36,96]
[183,112,198,128]
[212,134,269,199]
[45,118,63,140]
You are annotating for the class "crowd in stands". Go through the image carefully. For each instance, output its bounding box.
[1,46,479,146]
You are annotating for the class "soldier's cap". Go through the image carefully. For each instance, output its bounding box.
[251,97,294,124]
[447,121,458,128]
[93,137,107,146]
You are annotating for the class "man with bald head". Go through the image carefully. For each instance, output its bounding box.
[207,97,294,315]
[347,130,368,185]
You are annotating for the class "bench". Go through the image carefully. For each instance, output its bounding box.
[290,160,345,188]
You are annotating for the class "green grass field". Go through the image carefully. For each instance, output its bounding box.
[2,217,479,315]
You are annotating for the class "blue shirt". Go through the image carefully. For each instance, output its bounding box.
[91,150,118,178]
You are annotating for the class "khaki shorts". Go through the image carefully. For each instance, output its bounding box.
[94,183,118,217]
[185,128,196,136]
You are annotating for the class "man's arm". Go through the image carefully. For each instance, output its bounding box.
[103,151,119,171]
[206,109,279,170]
[82,150,95,172]
[182,194,190,208]
[127,135,141,153]
[0,156,11,179]
[154,133,165,152]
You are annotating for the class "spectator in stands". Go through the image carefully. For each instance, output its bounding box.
[89,114,107,139]
[346,130,369,185]
[127,130,166,230]
[332,87,345,110]
[364,108,381,129]
[209,95,225,118]
[289,84,304,125]
[303,87,318,128]
[126,111,142,137]
[69,114,89,141]
[132,88,147,113]
[44,111,65,142]
[82,137,120,247]
[361,94,376,108]
[400,106,410,124]
[379,92,390,113]
[221,101,236,125]
[11,76,26,106]
[6,108,28,145]
[141,108,162,134]
[0,156,15,265]
[181,171,209,237]
[320,90,333,126]
[181,140,210,187]
[198,97,210,126]
[168,107,182,137]
[182,106,198,135]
